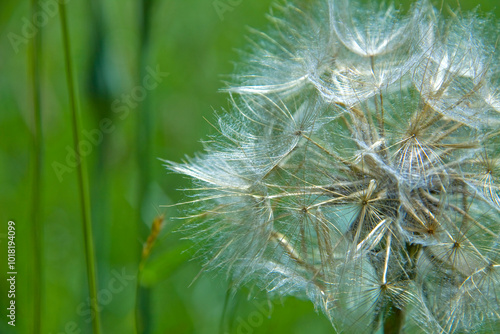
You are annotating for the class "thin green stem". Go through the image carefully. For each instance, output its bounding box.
[136,0,154,236]
[135,215,163,334]
[134,267,143,334]
[30,0,42,332]
[134,248,148,334]
[58,4,101,334]
[136,1,154,333]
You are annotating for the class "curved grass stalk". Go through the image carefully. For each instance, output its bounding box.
[58,3,101,333]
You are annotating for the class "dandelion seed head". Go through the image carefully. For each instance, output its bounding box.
[167,0,500,332]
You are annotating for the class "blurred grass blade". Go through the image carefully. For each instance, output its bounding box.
[136,1,155,333]
[136,0,155,219]
[58,3,101,333]
[30,0,43,332]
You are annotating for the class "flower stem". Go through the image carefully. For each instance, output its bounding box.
[381,243,422,334]
[30,0,43,331]
[58,4,101,333]
[383,304,405,334]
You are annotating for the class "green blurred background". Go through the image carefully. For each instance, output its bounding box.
[0,0,498,333]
